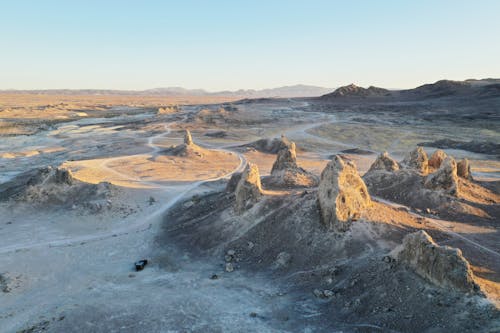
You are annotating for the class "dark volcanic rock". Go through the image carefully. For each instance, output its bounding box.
[321,84,391,99]
[419,139,500,156]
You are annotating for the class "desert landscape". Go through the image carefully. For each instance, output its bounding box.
[2,1,500,331]
[0,79,499,332]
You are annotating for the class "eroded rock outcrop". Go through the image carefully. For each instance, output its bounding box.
[393,230,479,293]
[271,139,297,173]
[428,149,447,169]
[367,152,399,172]
[163,129,204,157]
[226,172,242,192]
[235,163,263,213]
[424,156,459,196]
[457,158,473,180]
[267,136,318,188]
[318,156,371,231]
[184,129,193,145]
[401,147,429,174]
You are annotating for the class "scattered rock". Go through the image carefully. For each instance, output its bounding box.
[225,262,234,272]
[134,259,148,272]
[323,289,335,298]
[235,163,263,213]
[367,151,399,172]
[457,158,473,180]
[428,149,448,169]
[424,156,459,196]
[401,147,429,174]
[313,289,323,298]
[210,274,219,280]
[318,155,371,231]
[393,230,479,293]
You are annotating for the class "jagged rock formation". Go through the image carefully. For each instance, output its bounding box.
[367,152,399,172]
[428,149,448,169]
[401,147,429,174]
[271,138,297,173]
[163,129,204,157]
[235,163,263,213]
[267,136,318,188]
[457,158,473,180]
[393,231,479,293]
[318,156,371,231]
[424,156,459,196]
[184,129,193,145]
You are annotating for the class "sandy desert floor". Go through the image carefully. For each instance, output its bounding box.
[0,96,499,332]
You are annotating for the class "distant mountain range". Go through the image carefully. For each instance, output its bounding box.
[0,84,333,98]
[320,78,500,100]
[2,79,499,100]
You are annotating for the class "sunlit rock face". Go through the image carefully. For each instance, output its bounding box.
[184,129,193,145]
[428,149,448,169]
[235,163,263,214]
[318,155,371,232]
[394,230,480,293]
[268,136,318,188]
[457,158,473,180]
[424,156,459,196]
[367,151,399,173]
[401,147,429,174]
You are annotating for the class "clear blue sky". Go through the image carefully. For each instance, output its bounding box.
[1,0,499,90]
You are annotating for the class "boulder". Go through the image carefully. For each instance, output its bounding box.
[318,156,371,231]
[367,152,399,172]
[424,156,459,196]
[394,230,479,293]
[428,149,448,169]
[235,163,263,213]
[401,147,429,174]
[457,158,473,180]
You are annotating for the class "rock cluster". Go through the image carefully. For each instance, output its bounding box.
[401,147,428,174]
[457,158,473,180]
[367,151,399,172]
[424,156,459,196]
[235,163,263,213]
[394,230,479,293]
[318,155,371,231]
[428,149,447,169]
